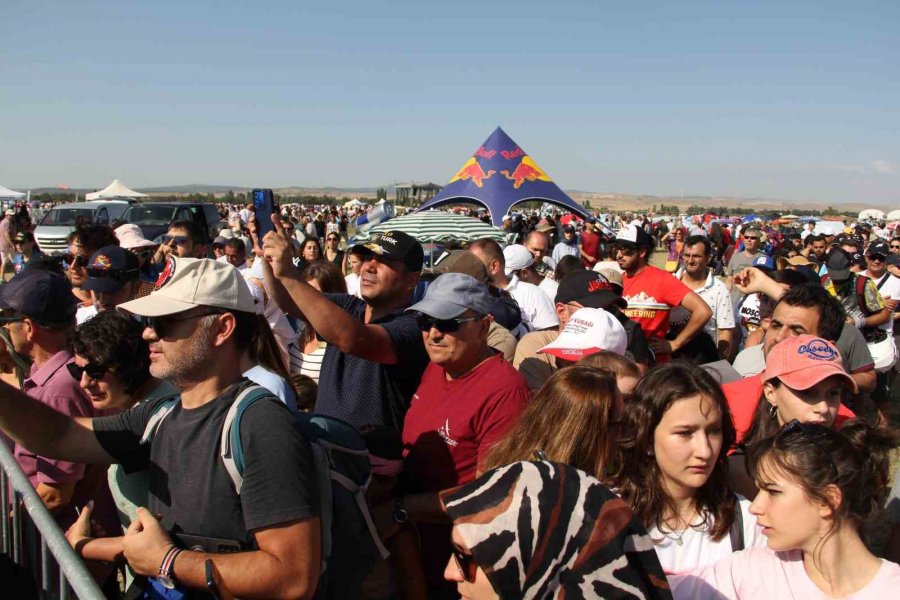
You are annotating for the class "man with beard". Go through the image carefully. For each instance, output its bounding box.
[615,225,711,363]
[0,257,322,599]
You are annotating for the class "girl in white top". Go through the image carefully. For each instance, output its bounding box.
[670,419,900,599]
[612,363,766,575]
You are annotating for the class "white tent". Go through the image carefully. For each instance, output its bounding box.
[858,209,885,221]
[0,184,25,199]
[888,209,900,221]
[86,179,147,200]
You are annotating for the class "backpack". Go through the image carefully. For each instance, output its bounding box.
[141,385,390,598]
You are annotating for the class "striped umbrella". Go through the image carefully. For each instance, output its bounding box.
[352,210,514,244]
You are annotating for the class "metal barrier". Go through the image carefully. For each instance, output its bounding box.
[0,440,105,599]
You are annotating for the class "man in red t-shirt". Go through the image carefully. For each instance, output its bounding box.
[615,225,711,363]
[579,218,601,268]
[381,272,530,593]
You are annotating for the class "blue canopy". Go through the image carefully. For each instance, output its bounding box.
[415,127,589,226]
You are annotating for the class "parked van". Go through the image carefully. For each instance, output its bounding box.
[34,200,133,254]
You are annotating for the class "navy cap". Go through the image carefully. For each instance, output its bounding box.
[825,248,852,281]
[351,230,424,273]
[866,240,889,257]
[83,246,140,294]
[0,269,76,326]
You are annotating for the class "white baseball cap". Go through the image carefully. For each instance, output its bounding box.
[503,244,535,275]
[117,257,257,317]
[539,307,627,360]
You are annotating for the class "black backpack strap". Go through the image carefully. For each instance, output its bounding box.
[729,496,745,552]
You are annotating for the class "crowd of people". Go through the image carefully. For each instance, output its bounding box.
[0,202,898,599]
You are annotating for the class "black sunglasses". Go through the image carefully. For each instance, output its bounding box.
[162,235,190,246]
[779,419,838,477]
[416,314,482,333]
[67,361,108,382]
[614,245,637,256]
[744,236,761,241]
[62,253,88,269]
[867,254,886,262]
[87,267,139,280]
[452,547,478,583]
[140,310,221,338]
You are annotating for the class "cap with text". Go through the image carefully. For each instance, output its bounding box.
[614,225,652,248]
[762,335,857,393]
[351,231,424,272]
[539,307,627,360]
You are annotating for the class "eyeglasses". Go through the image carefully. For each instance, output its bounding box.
[867,254,886,262]
[451,547,478,583]
[161,235,190,246]
[140,310,221,338]
[62,254,88,269]
[779,419,838,478]
[66,361,108,382]
[416,314,482,333]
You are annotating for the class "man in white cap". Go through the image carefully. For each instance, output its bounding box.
[0,258,322,598]
[538,306,628,364]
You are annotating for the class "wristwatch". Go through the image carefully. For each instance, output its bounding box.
[392,497,409,524]
[157,546,183,590]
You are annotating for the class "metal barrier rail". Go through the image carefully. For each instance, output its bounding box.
[0,440,105,599]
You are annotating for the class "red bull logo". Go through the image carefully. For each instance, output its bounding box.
[501,156,552,189]
[449,157,496,188]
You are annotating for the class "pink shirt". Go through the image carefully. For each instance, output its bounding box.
[670,546,900,599]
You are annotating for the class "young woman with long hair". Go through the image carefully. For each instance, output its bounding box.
[671,420,900,598]
[613,363,765,574]
[728,335,857,499]
[479,365,622,479]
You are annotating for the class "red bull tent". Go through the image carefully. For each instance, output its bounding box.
[416,127,589,226]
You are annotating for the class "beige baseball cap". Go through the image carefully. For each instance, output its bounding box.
[117,257,257,317]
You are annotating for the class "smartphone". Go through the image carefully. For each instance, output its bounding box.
[252,188,278,240]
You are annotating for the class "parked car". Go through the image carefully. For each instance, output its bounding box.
[122,202,223,244]
[34,200,133,254]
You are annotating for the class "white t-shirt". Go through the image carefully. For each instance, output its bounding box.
[504,275,559,331]
[345,273,362,298]
[243,365,297,412]
[670,547,900,600]
[649,497,765,576]
[76,303,98,325]
[538,277,558,303]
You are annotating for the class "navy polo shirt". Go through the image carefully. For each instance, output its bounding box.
[314,294,428,432]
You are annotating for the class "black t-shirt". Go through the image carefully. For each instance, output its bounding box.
[315,294,428,432]
[93,380,318,548]
[617,312,653,366]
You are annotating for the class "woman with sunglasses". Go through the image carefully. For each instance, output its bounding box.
[479,365,622,480]
[613,363,766,575]
[442,460,673,599]
[670,420,900,599]
[12,231,42,275]
[729,335,858,500]
[323,232,344,267]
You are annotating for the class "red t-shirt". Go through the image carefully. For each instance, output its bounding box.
[402,353,530,491]
[580,230,601,267]
[622,265,690,341]
[723,374,856,445]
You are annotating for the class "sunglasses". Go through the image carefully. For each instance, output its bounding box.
[452,547,478,583]
[614,246,637,256]
[62,253,88,269]
[891,245,900,250]
[779,419,838,477]
[67,361,108,382]
[867,254,886,262]
[87,267,139,281]
[140,310,221,338]
[162,235,190,246]
[744,236,761,241]
[416,314,482,333]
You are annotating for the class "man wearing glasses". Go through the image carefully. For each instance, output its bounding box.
[861,239,900,416]
[725,226,765,299]
[76,246,143,324]
[387,272,529,597]
[0,258,322,598]
[0,269,96,527]
[151,220,208,263]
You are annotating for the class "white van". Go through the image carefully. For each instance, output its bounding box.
[34,200,133,254]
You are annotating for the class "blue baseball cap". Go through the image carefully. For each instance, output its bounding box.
[752,255,775,271]
[0,269,76,326]
[407,272,493,320]
[83,246,140,294]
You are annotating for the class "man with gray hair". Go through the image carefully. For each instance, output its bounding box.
[382,272,531,596]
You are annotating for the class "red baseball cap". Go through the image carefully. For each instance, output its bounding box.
[762,335,857,393]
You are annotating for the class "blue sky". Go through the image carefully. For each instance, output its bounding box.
[2,0,898,205]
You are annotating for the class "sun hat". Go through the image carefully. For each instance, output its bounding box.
[503,244,535,275]
[787,255,812,267]
[117,257,256,317]
[539,307,627,360]
[115,223,157,250]
[407,273,492,320]
[762,335,857,393]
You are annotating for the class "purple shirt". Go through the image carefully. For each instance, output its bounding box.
[15,351,92,488]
